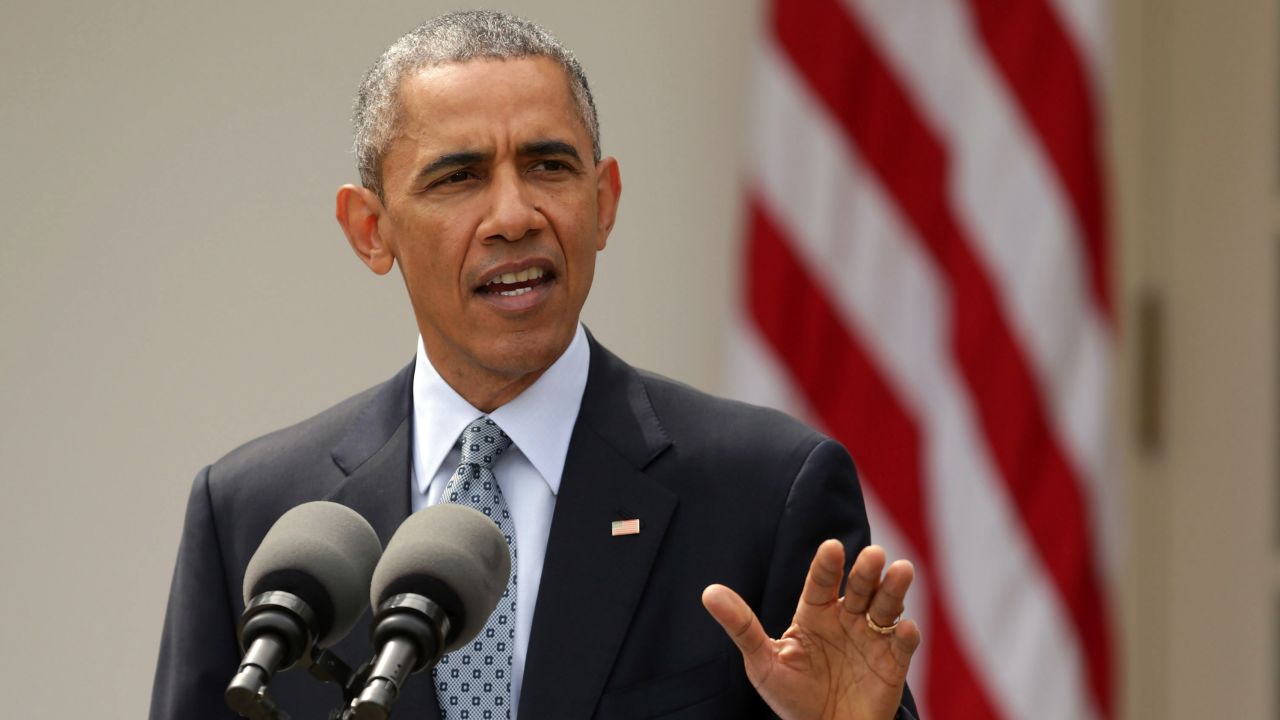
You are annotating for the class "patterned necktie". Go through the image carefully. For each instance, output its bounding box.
[435,417,516,719]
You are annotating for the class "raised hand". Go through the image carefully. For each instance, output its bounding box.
[702,541,920,720]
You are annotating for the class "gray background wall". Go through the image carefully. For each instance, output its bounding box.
[0,2,760,715]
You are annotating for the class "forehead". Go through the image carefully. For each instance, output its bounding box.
[392,56,588,154]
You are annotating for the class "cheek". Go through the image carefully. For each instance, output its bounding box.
[547,195,599,253]
[564,240,599,299]
[393,215,469,294]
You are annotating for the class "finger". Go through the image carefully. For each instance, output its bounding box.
[799,539,846,609]
[840,544,887,616]
[866,559,914,628]
[889,618,922,672]
[702,584,771,660]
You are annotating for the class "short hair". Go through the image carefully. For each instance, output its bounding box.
[352,10,601,198]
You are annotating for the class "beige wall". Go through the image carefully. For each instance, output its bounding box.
[3,1,1276,718]
[1112,0,1277,718]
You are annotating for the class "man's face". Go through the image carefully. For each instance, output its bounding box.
[374,57,619,404]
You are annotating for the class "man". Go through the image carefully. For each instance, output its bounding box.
[151,11,920,720]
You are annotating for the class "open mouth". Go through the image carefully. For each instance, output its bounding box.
[477,266,553,297]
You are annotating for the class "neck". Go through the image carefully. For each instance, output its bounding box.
[448,367,546,413]
[418,328,577,413]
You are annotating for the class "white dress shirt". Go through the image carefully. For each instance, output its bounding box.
[410,324,590,717]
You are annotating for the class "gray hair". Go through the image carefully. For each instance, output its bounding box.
[352,10,601,198]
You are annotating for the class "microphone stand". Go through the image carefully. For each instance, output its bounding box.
[225,645,355,720]
[226,644,370,720]
[313,648,374,720]
[322,594,452,720]
[228,690,290,720]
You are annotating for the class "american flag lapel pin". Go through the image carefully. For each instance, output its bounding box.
[611,518,641,537]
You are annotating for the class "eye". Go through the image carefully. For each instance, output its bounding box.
[419,167,481,190]
[438,170,476,185]
[531,159,574,173]
[423,169,480,193]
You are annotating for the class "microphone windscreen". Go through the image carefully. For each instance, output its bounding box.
[242,501,382,647]
[370,503,510,652]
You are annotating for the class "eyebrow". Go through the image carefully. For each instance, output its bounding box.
[518,139,582,163]
[415,150,491,183]
[414,140,585,185]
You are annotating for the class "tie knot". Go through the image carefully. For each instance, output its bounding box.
[457,416,512,469]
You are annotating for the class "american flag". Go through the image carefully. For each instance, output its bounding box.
[727,1,1114,719]
[611,518,642,537]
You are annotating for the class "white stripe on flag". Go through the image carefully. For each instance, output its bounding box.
[1045,0,1108,77]
[723,311,818,428]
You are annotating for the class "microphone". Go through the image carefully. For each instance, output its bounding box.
[350,503,510,720]
[225,501,382,717]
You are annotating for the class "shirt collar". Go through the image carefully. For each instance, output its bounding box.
[411,323,590,497]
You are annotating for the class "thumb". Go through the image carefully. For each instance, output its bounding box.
[702,584,771,662]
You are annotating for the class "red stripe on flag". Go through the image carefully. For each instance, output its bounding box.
[965,0,1113,321]
[746,197,1002,719]
[769,1,1113,714]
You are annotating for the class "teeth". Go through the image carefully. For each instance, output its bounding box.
[486,267,546,287]
[498,287,532,297]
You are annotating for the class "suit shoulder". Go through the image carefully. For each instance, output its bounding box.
[213,385,375,472]
[636,369,835,469]
[204,366,407,499]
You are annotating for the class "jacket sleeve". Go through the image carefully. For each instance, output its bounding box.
[149,466,243,720]
[757,438,920,720]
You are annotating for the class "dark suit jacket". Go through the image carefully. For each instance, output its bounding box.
[150,338,918,719]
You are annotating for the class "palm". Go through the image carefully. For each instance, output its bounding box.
[703,542,919,720]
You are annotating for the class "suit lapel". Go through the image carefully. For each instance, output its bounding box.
[520,338,675,719]
[321,362,440,718]
[325,361,416,546]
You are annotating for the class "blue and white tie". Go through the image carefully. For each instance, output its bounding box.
[436,417,516,719]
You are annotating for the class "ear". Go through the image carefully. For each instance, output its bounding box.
[335,184,395,275]
[593,157,622,251]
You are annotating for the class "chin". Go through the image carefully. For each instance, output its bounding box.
[481,325,574,378]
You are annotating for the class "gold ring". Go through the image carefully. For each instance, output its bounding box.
[865,612,901,635]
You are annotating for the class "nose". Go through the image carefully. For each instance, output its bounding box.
[478,167,545,243]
